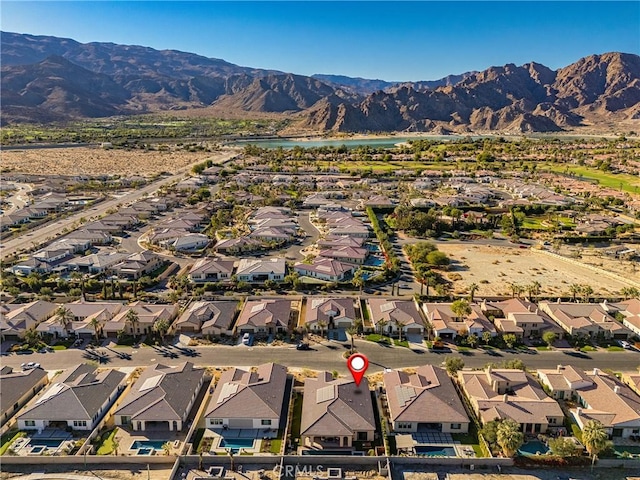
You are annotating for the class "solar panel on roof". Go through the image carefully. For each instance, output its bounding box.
[250,303,266,314]
[36,383,65,405]
[380,302,395,313]
[395,385,417,407]
[140,374,163,392]
[316,385,335,403]
[311,299,325,309]
[217,382,239,404]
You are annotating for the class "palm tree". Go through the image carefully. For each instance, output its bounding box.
[377,319,388,341]
[317,320,327,339]
[531,280,542,297]
[394,319,403,343]
[23,327,40,348]
[580,285,594,303]
[154,318,170,345]
[468,283,479,302]
[620,287,640,299]
[162,441,172,456]
[55,306,74,337]
[125,309,140,341]
[496,419,524,457]
[569,284,581,301]
[509,283,522,298]
[352,270,365,294]
[89,317,102,344]
[582,420,611,468]
[346,325,358,353]
[112,436,120,456]
[482,331,492,346]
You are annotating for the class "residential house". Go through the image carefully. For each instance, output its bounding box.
[111,251,164,280]
[234,299,294,335]
[63,252,128,275]
[300,372,376,450]
[570,369,640,439]
[235,258,287,283]
[294,258,356,282]
[0,366,49,427]
[213,237,263,255]
[173,301,239,336]
[367,299,425,337]
[318,246,368,265]
[114,362,205,432]
[487,298,562,340]
[103,302,178,338]
[605,299,640,337]
[383,365,469,433]
[188,257,235,283]
[205,363,287,430]
[304,298,358,332]
[537,365,595,400]
[17,364,125,431]
[0,300,57,341]
[37,302,123,340]
[422,302,496,341]
[539,301,632,340]
[458,367,564,434]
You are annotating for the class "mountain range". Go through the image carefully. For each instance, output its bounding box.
[2,31,639,133]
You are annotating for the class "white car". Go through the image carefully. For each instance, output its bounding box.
[619,340,632,350]
[242,333,251,345]
[21,362,40,370]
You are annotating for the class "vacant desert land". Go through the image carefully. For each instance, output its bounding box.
[2,147,213,176]
[438,243,633,297]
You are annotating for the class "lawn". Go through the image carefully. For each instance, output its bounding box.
[95,428,119,455]
[580,346,598,352]
[269,438,282,455]
[535,346,551,351]
[607,346,624,352]
[289,393,304,441]
[0,430,25,456]
[394,339,409,348]
[545,164,640,195]
[365,334,391,345]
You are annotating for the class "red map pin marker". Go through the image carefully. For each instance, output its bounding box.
[347,353,369,386]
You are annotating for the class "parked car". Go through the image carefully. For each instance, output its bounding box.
[242,333,251,345]
[296,343,311,351]
[21,362,40,370]
[618,340,632,350]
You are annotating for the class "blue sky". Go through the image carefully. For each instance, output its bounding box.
[2,1,638,81]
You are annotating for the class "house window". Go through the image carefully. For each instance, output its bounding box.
[357,432,368,441]
[25,420,35,427]
[211,419,223,425]
[261,419,272,426]
[73,420,87,427]
[397,423,412,429]
[451,423,462,430]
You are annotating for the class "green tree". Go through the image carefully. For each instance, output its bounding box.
[548,437,579,457]
[451,299,471,321]
[468,283,479,302]
[542,331,557,347]
[125,309,140,341]
[482,331,493,346]
[55,306,74,332]
[444,356,465,375]
[426,250,449,267]
[89,317,102,343]
[569,284,581,301]
[503,333,517,349]
[352,269,365,293]
[496,419,524,457]
[23,327,40,348]
[582,419,612,465]
[480,420,499,447]
[154,318,171,344]
[346,325,358,353]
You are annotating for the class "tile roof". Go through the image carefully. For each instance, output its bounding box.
[0,367,48,416]
[301,372,376,437]
[574,371,640,427]
[235,299,291,330]
[205,363,287,419]
[115,362,205,422]
[383,366,468,425]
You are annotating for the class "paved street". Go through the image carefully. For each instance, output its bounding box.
[1,149,238,259]
[3,340,639,375]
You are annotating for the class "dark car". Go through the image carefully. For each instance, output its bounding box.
[296,343,311,351]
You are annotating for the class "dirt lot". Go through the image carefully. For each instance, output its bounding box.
[0,464,172,480]
[2,146,212,177]
[437,243,633,297]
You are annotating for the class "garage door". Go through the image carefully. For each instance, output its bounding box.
[406,328,423,334]
[337,321,352,329]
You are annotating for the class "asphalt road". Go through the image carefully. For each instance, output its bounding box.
[1,149,238,260]
[5,340,639,375]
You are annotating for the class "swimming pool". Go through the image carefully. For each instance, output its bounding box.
[220,438,255,453]
[130,440,168,451]
[415,445,457,457]
[518,440,549,456]
[136,447,154,455]
[29,446,46,454]
[29,439,63,448]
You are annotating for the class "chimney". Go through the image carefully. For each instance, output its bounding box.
[487,365,492,374]
[576,407,582,416]
[503,393,508,403]
[593,368,599,376]
[614,385,621,394]
[557,365,563,372]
